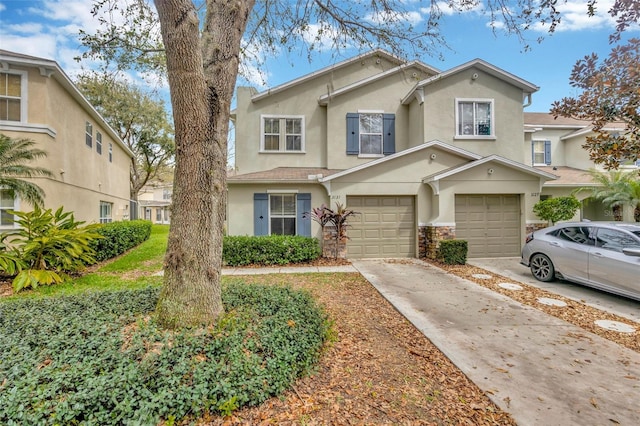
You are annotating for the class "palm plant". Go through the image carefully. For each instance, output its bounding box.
[0,133,54,208]
[573,169,640,221]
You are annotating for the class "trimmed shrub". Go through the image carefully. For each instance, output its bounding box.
[90,220,153,262]
[223,235,321,266]
[437,239,468,265]
[0,282,329,424]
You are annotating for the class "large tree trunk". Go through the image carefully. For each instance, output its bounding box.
[154,0,253,328]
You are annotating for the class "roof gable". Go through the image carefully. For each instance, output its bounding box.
[251,49,438,103]
[317,61,439,105]
[320,140,481,183]
[402,59,538,105]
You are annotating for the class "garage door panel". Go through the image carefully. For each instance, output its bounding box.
[347,196,415,258]
[455,194,521,258]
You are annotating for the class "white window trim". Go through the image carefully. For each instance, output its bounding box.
[532,139,548,166]
[268,193,297,235]
[454,98,495,140]
[357,110,385,158]
[99,201,113,223]
[0,68,28,124]
[259,115,305,153]
[0,189,20,230]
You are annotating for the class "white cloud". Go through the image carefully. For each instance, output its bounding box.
[365,9,424,26]
[0,3,5,12]
[0,33,58,60]
[4,22,44,34]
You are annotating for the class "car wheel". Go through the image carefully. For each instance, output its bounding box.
[530,253,555,282]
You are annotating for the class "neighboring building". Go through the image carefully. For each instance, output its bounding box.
[138,182,172,224]
[524,112,638,221]
[0,50,134,228]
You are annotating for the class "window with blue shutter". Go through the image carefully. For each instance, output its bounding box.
[254,193,311,236]
[346,112,395,156]
[532,140,551,165]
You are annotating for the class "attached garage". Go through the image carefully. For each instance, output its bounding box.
[455,194,521,258]
[346,196,415,258]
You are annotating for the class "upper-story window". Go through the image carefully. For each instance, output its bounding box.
[346,112,395,157]
[0,71,24,122]
[359,113,383,156]
[96,131,102,155]
[108,143,113,163]
[455,98,494,139]
[260,115,304,152]
[85,122,93,148]
[532,140,551,166]
[162,189,171,200]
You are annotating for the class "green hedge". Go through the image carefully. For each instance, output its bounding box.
[223,235,321,266]
[437,239,468,265]
[90,220,153,262]
[0,281,329,424]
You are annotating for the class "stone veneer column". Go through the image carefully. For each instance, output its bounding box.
[422,225,456,259]
[526,223,549,235]
[322,225,347,259]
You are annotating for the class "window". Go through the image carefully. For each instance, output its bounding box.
[108,143,113,162]
[162,189,171,200]
[253,193,311,237]
[156,208,162,222]
[260,115,304,152]
[455,99,494,138]
[85,122,93,148]
[594,228,640,253]
[346,112,395,156]
[359,113,383,156]
[532,140,551,165]
[0,72,23,122]
[0,189,16,227]
[99,201,113,223]
[270,194,296,235]
[96,132,102,154]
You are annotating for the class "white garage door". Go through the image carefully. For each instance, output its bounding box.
[346,196,415,258]
[455,194,521,258]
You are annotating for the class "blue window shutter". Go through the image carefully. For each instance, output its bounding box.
[544,140,552,165]
[346,113,359,155]
[296,193,311,237]
[253,193,268,236]
[383,113,395,155]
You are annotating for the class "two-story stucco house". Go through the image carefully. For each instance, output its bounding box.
[0,50,134,228]
[227,49,632,259]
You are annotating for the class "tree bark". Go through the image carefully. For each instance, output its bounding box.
[154,0,253,328]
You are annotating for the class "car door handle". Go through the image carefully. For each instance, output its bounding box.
[550,242,561,247]
[591,251,604,257]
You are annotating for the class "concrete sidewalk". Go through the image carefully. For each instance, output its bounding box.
[351,259,640,426]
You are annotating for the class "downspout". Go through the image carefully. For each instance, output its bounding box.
[523,92,532,108]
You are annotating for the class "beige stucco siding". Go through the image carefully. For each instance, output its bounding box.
[226,184,329,238]
[234,62,431,174]
[0,60,132,225]
[421,67,526,162]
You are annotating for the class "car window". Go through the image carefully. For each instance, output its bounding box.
[594,228,640,252]
[554,226,593,245]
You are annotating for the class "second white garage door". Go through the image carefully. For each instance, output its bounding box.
[346,196,415,258]
[455,194,521,258]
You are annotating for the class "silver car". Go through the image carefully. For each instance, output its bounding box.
[521,222,640,301]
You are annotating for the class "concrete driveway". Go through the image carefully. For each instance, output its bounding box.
[468,257,640,324]
[352,258,640,426]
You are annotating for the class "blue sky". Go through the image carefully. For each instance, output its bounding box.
[0,0,637,112]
